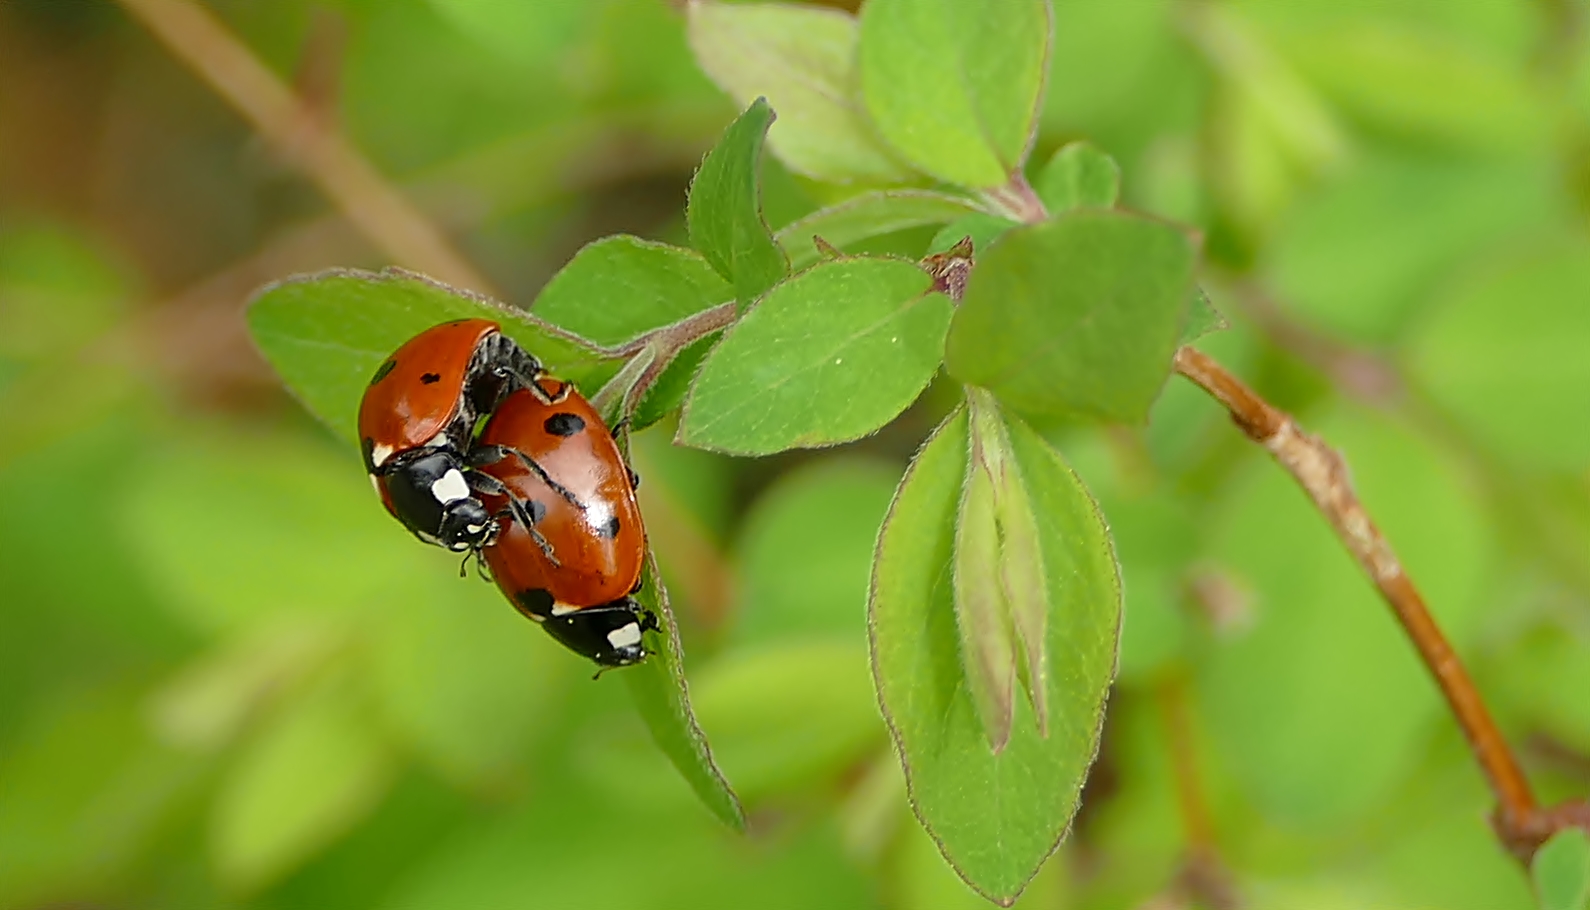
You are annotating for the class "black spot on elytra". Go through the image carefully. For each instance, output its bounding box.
[370,359,398,385]
[516,588,554,619]
[597,515,621,539]
[420,372,442,384]
[544,412,585,437]
[527,499,547,525]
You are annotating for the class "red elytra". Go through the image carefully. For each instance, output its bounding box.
[474,379,647,617]
[357,318,500,473]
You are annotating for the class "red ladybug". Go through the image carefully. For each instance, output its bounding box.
[358,319,543,552]
[473,379,656,667]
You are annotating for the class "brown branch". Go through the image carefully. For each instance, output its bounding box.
[116,0,493,294]
[1174,345,1590,861]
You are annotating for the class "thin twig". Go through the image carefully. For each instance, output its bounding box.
[1173,345,1590,860]
[116,0,493,293]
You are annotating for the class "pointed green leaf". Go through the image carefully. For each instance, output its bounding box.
[872,408,1121,903]
[679,257,950,455]
[1035,141,1121,213]
[777,190,984,269]
[945,210,1197,423]
[687,1,915,184]
[531,235,731,346]
[1534,829,1590,910]
[622,550,746,830]
[954,428,1016,752]
[687,99,789,304]
[246,268,617,443]
[1182,286,1228,344]
[859,0,1051,188]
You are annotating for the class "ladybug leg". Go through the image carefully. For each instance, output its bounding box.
[467,470,561,565]
[469,444,582,509]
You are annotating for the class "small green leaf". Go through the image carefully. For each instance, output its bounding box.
[631,332,723,432]
[687,1,916,184]
[946,210,1197,423]
[872,407,1121,903]
[687,99,790,305]
[532,236,731,346]
[859,0,1051,188]
[1035,141,1121,213]
[1182,286,1228,344]
[246,268,616,443]
[1535,829,1590,910]
[212,678,395,891]
[777,190,984,270]
[928,213,1018,257]
[679,257,950,456]
[953,428,1016,751]
[622,550,746,830]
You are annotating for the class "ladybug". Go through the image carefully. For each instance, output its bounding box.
[357,319,543,553]
[472,379,657,667]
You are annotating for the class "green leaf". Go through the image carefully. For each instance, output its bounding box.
[532,236,732,346]
[1034,141,1121,213]
[1182,286,1227,344]
[859,0,1050,188]
[687,1,916,184]
[686,99,789,305]
[622,550,746,830]
[679,257,950,455]
[928,213,1019,258]
[872,408,1121,903]
[1534,829,1590,910]
[1406,236,1590,471]
[246,268,617,443]
[1197,403,1494,824]
[945,211,1197,423]
[631,331,723,432]
[212,677,395,891]
[777,190,985,270]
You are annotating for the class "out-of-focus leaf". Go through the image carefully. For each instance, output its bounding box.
[946,211,1197,422]
[622,551,745,830]
[368,571,567,789]
[424,0,592,74]
[1407,237,1590,470]
[1182,287,1227,344]
[679,257,950,455]
[0,223,127,364]
[1035,141,1120,213]
[928,213,1018,258]
[118,433,423,634]
[777,190,984,269]
[0,688,203,909]
[871,408,1120,903]
[1197,403,1493,825]
[247,269,617,443]
[532,236,731,346]
[1268,157,1559,343]
[689,640,883,803]
[688,1,915,184]
[1534,830,1590,910]
[686,99,789,304]
[859,0,1050,188]
[212,677,396,891]
[734,459,900,644]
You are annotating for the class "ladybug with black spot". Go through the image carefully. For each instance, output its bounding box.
[472,378,657,667]
[357,318,543,553]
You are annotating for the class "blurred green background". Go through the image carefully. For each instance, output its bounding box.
[2,0,1588,907]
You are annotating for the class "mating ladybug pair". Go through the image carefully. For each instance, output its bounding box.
[357,319,656,669]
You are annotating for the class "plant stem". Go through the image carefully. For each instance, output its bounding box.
[1172,345,1590,861]
[116,0,493,294]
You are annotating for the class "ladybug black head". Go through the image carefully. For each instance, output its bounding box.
[382,449,495,552]
[539,600,659,668]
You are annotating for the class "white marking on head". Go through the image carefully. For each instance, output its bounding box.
[466,524,485,534]
[550,603,578,616]
[607,622,642,650]
[431,468,470,504]
[583,500,614,533]
[370,442,396,468]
